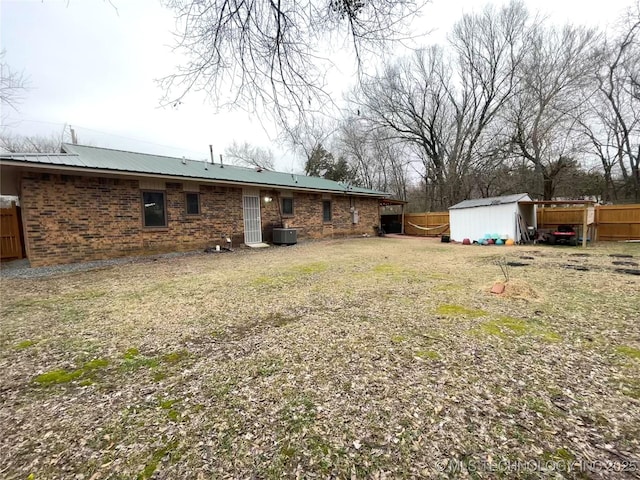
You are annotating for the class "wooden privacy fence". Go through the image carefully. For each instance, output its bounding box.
[0,202,24,260]
[404,212,450,236]
[403,204,640,241]
[537,204,640,241]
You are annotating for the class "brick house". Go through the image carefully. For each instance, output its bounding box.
[0,144,387,267]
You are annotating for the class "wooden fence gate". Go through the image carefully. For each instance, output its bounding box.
[1,203,24,260]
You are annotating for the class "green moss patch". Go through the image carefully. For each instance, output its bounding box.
[251,262,328,288]
[152,371,168,382]
[34,357,110,385]
[14,340,36,350]
[159,398,180,410]
[540,331,562,343]
[158,398,183,421]
[543,447,575,462]
[373,263,400,274]
[137,440,179,480]
[493,316,530,335]
[120,348,160,372]
[162,350,189,364]
[123,348,140,359]
[415,350,440,360]
[615,345,640,360]
[83,358,110,370]
[372,264,419,281]
[472,316,561,342]
[167,409,181,421]
[122,356,160,371]
[620,380,640,399]
[34,369,83,385]
[291,262,328,275]
[436,304,487,318]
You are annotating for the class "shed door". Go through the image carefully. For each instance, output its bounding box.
[243,195,262,244]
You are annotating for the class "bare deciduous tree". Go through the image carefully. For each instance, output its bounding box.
[584,4,640,201]
[160,0,424,128]
[224,140,275,170]
[336,116,411,198]
[355,0,530,209]
[577,101,626,202]
[336,118,376,189]
[509,24,600,200]
[355,46,453,208]
[286,114,339,171]
[0,50,28,117]
[0,133,62,154]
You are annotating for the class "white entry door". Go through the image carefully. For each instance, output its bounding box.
[243,195,262,244]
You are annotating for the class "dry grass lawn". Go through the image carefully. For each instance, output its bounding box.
[1,237,639,479]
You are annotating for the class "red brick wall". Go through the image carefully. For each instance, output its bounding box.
[20,173,381,266]
[141,182,245,250]
[259,189,380,240]
[22,174,143,266]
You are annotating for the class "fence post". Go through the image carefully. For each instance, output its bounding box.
[581,206,588,248]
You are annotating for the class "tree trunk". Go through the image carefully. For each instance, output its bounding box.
[542,172,555,201]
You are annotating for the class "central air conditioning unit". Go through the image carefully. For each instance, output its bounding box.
[272,228,297,245]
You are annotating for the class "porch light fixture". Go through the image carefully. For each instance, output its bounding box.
[263,196,273,203]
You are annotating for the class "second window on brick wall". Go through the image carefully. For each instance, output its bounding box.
[185,192,200,215]
[322,200,332,222]
[282,197,294,216]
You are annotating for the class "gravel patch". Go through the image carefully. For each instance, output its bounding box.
[0,241,314,280]
[0,250,226,280]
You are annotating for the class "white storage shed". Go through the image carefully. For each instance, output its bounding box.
[449,193,536,243]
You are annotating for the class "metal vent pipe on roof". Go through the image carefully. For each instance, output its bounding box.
[207,145,213,170]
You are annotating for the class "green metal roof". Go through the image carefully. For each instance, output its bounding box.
[0,144,387,197]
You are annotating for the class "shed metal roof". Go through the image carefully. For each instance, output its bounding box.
[0,144,387,197]
[449,193,531,210]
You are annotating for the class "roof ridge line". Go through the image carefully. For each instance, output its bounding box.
[62,144,270,173]
[62,143,210,164]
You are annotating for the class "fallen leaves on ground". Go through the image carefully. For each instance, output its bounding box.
[1,238,639,479]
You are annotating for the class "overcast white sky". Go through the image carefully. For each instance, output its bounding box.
[0,0,634,172]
